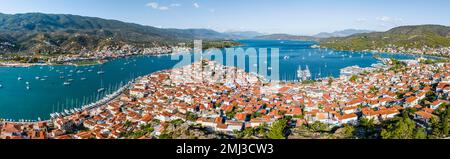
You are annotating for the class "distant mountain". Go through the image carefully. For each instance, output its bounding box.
[320,25,450,51]
[223,31,265,39]
[314,29,374,38]
[0,13,232,54]
[254,34,318,41]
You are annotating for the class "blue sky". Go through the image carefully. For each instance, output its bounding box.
[0,0,449,35]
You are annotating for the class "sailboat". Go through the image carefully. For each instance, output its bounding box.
[98,79,105,92]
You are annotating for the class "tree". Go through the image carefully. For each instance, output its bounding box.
[429,117,442,139]
[349,75,358,82]
[342,124,355,138]
[267,119,288,139]
[442,105,449,136]
[414,127,427,139]
[309,121,329,132]
[381,112,416,139]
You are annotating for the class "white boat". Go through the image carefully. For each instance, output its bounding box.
[0,84,3,88]
[26,86,30,90]
[76,70,84,74]
[64,109,70,114]
[80,78,87,80]
[25,82,30,85]
[97,71,105,74]
[18,77,23,80]
[67,79,74,82]
[97,88,105,92]
[35,76,40,80]
[63,82,71,86]
[283,56,290,60]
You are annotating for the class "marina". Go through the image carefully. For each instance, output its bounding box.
[0,40,420,120]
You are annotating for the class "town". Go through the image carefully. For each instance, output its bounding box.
[1,55,449,139]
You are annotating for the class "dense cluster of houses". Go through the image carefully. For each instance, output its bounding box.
[1,59,449,139]
[374,45,450,57]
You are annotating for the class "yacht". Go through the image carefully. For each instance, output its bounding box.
[97,88,105,92]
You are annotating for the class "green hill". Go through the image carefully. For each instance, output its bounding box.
[0,13,234,55]
[320,25,450,51]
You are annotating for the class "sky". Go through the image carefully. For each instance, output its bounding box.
[0,0,449,35]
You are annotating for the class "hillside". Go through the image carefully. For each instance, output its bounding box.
[320,25,450,51]
[0,13,233,54]
[254,34,318,41]
[314,29,374,38]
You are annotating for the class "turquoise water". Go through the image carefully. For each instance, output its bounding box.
[0,40,419,120]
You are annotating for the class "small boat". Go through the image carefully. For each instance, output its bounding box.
[67,79,74,82]
[76,70,84,74]
[88,69,93,72]
[268,67,273,70]
[97,88,105,92]
[80,78,87,80]
[63,82,71,86]
[35,76,40,80]
[25,82,30,85]
[18,77,23,80]
[97,71,105,74]
[26,86,30,90]
[40,78,46,81]
[0,84,3,88]
[283,56,290,60]
[64,109,70,114]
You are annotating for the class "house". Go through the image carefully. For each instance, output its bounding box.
[378,108,400,120]
[1,123,22,137]
[430,100,448,110]
[414,111,435,124]
[130,88,147,98]
[404,96,419,108]
[338,113,358,125]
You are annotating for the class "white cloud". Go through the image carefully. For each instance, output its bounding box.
[146,2,171,11]
[193,3,200,8]
[146,2,159,9]
[376,16,403,25]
